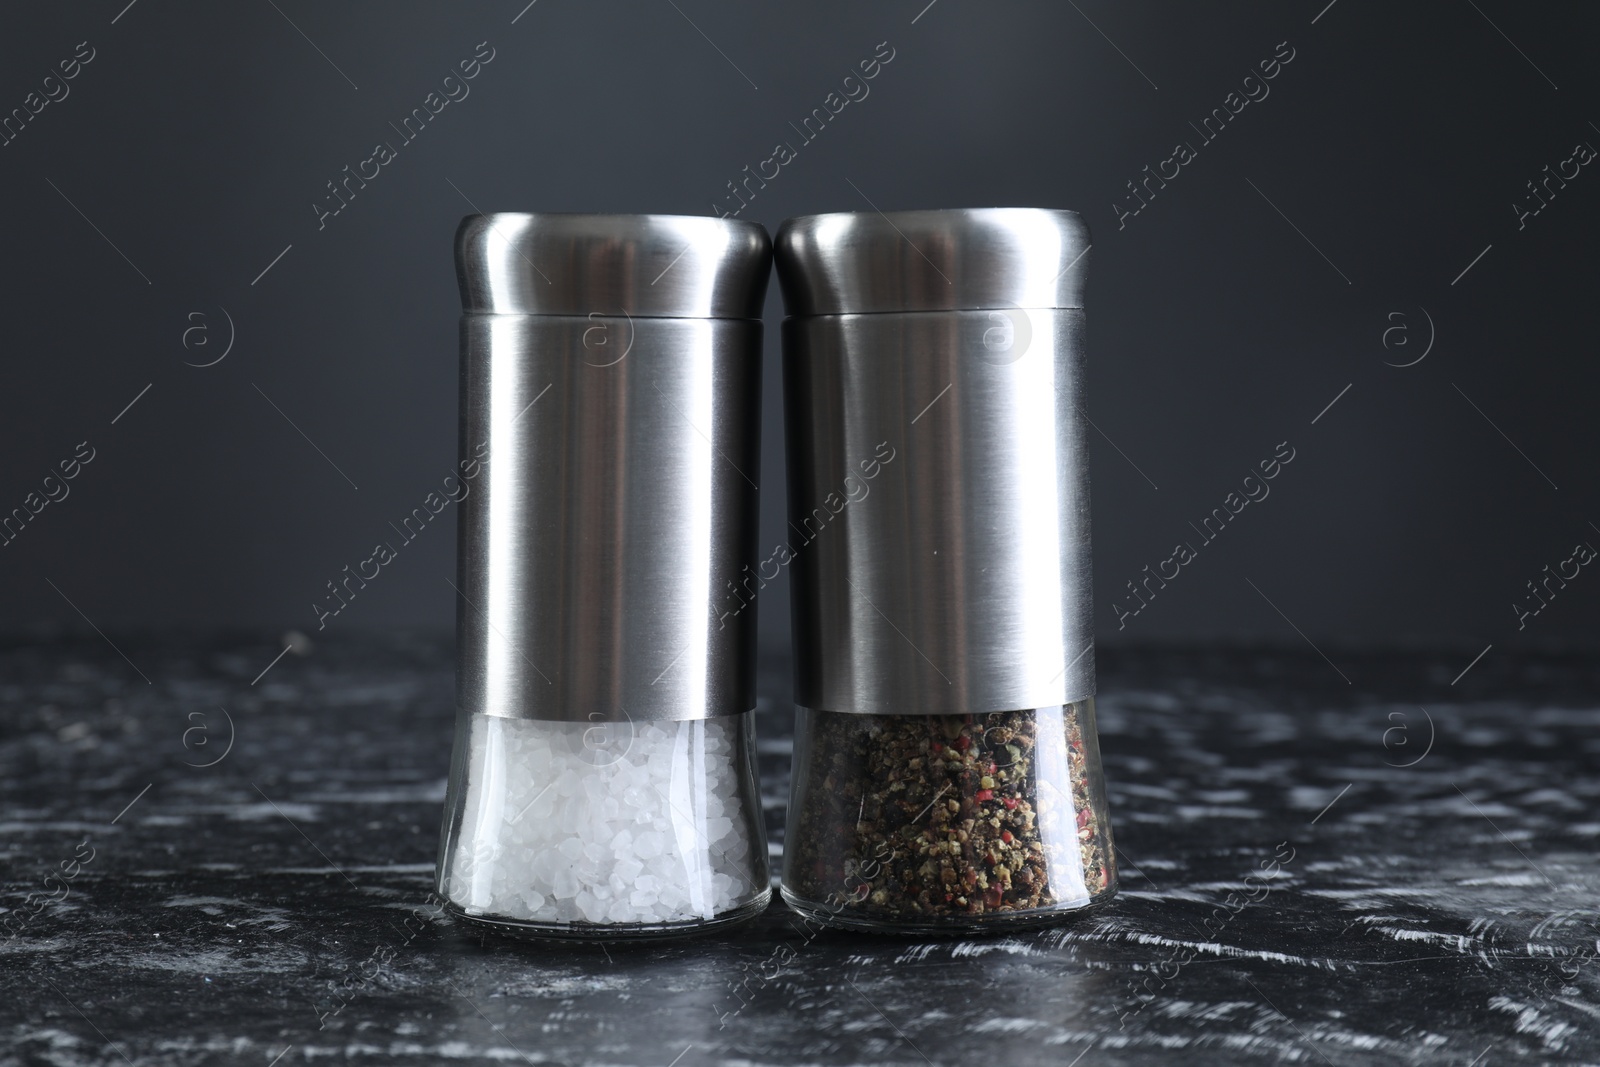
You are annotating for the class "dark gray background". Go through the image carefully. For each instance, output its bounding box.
[1,1,1595,666]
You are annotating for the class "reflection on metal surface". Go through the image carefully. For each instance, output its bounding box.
[455,214,770,723]
[778,208,1094,715]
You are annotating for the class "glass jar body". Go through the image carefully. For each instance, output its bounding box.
[781,701,1115,934]
[437,711,769,939]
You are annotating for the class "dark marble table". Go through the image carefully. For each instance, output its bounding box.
[3,632,1598,1065]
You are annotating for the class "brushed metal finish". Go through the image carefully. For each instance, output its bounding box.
[777,208,1094,717]
[775,208,1089,316]
[457,213,771,318]
[783,310,1093,715]
[455,213,769,724]
[457,315,761,722]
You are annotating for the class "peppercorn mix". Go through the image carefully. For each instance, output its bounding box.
[783,702,1115,930]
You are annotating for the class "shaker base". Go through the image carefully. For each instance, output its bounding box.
[444,889,771,943]
[779,883,1116,938]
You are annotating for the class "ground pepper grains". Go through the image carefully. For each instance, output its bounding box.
[783,702,1116,930]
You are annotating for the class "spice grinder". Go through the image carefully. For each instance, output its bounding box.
[436,213,772,939]
[775,207,1117,933]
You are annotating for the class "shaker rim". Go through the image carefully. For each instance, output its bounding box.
[774,206,1089,317]
[457,212,772,319]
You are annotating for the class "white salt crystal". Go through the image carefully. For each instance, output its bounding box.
[634,831,664,859]
[444,714,763,928]
[530,850,558,882]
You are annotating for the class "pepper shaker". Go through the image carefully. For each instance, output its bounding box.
[436,213,772,938]
[775,208,1117,934]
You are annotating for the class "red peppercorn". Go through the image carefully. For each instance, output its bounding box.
[955,735,971,752]
[1001,830,1013,843]
[975,789,993,802]
[1002,797,1018,810]
[1076,808,1091,829]
[931,741,943,753]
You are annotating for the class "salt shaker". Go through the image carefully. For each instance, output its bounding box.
[436,213,772,938]
[775,208,1117,934]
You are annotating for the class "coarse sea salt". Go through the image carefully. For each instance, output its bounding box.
[444,714,762,927]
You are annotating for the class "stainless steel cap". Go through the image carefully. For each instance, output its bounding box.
[454,214,769,723]
[457,212,771,318]
[777,207,1094,716]
[774,208,1089,316]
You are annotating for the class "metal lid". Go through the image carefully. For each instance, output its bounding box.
[456,213,772,318]
[774,207,1090,317]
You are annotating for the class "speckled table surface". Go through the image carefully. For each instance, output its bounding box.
[2,632,1598,1066]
